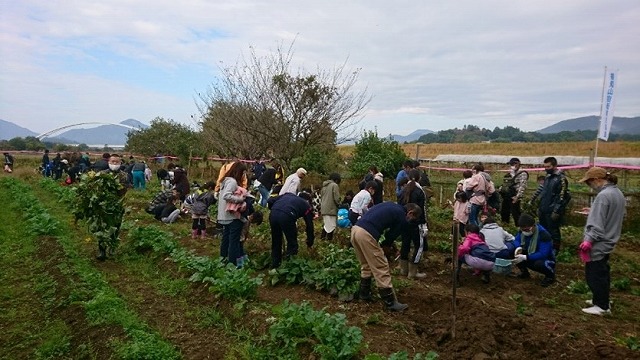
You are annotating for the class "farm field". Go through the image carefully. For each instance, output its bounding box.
[1,165,639,359]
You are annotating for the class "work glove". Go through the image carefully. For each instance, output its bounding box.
[514,247,523,256]
[550,212,560,221]
[418,224,429,238]
[513,254,527,264]
[213,192,219,200]
[579,240,592,263]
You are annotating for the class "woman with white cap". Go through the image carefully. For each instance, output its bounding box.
[578,167,626,316]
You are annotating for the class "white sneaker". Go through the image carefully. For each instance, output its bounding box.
[585,300,613,307]
[582,305,611,316]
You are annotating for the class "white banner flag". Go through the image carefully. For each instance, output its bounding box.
[598,70,618,141]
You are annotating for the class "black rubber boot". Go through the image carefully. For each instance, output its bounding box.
[358,277,373,301]
[326,231,334,241]
[96,244,107,261]
[321,229,327,240]
[379,287,408,311]
[481,270,491,284]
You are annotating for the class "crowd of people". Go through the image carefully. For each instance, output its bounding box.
[4,150,625,315]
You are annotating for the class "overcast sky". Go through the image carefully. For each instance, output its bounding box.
[1,0,639,137]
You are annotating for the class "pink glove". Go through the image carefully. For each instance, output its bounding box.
[579,240,592,263]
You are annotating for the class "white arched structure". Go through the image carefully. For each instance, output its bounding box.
[36,122,140,140]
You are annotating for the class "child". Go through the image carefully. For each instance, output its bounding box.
[340,190,355,209]
[457,224,496,285]
[452,191,469,238]
[480,215,515,259]
[190,181,216,239]
[349,181,376,226]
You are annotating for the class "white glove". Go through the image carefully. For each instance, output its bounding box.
[514,247,523,256]
[214,191,219,200]
[418,224,429,238]
[513,254,527,264]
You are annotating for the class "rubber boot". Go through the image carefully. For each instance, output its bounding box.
[321,229,327,240]
[96,244,107,261]
[399,259,409,276]
[200,230,207,239]
[481,270,491,284]
[191,229,198,239]
[408,263,427,279]
[326,231,334,241]
[379,287,408,311]
[358,277,373,301]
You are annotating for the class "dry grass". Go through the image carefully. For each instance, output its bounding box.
[338,141,640,159]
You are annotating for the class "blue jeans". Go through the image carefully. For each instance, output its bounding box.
[257,184,271,207]
[469,203,483,226]
[220,219,244,266]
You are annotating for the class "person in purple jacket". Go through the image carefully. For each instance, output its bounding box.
[512,214,556,287]
[351,202,421,311]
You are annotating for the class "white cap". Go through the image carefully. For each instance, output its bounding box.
[297,168,307,175]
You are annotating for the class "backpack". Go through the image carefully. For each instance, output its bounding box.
[337,208,351,228]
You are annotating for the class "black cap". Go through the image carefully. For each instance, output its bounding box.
[508,157,521,165]
[518,214,535,227]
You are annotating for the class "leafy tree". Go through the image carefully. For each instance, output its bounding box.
[125,117,200,161]
[348,130,408,178]
[8,137,26,150]
[198,42,369,167]
[290,145,342,175]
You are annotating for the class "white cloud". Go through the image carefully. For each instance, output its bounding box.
[1,0,638,137]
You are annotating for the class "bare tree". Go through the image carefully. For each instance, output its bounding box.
[197,42,369,165]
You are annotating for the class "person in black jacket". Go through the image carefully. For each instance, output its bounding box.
[3,152,14,173]
[528,157,571,252]
[397,169,428,279]
[267,192,315,268]
[257,166,278,207]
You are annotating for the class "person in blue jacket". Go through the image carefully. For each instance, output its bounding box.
[512,214,556,287]
[267,192,315,269]
[351,202,421,311]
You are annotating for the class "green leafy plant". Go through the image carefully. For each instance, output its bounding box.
[612,277,631,291]
[565,280,590,294]
[254,300,363,359]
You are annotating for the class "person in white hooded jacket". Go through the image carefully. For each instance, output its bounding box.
[480,214,515,259]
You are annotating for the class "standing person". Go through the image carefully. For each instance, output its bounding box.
[131,158,146,190]
[500,158,529,225]
[256,165,278,207]
[52,153,63,180]
[394,160,414,199]
[452,191,469,239]
[217,162,248,267]
[73,154,130,261]
[320,173,341,241]
[267,192,315,268]
[41,149,51,177]
[465,164,490,226]
[397,169,428,279]
[251,158,266,183]
[351,202,422,311]
[279,168,307,195]
[215,160,248,194]
[3,152,14,173]
[528,157,571,253]
[189,181,216,239]
[144,162,152,183]
[578,167,626,316]
[512,214,556,287]
[349,181,376,225]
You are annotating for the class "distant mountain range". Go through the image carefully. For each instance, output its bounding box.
[536,115,640,134]
[2,116,638,144]
[0,119,148,144]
